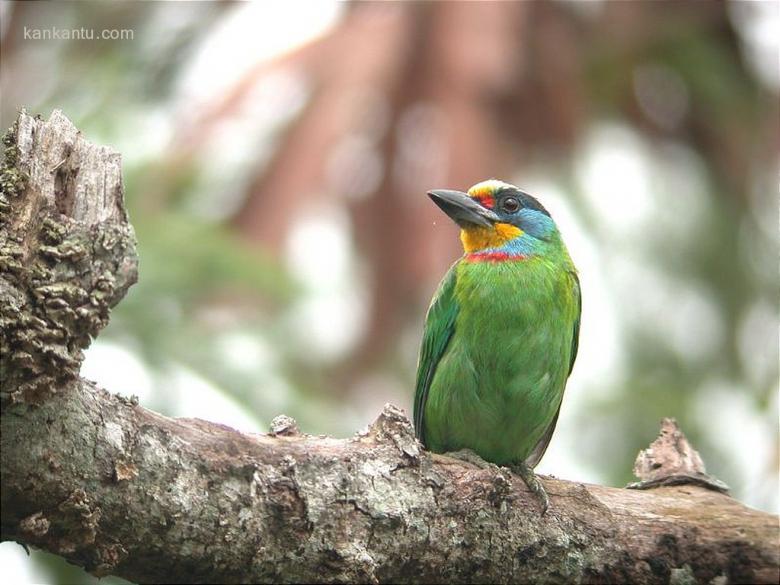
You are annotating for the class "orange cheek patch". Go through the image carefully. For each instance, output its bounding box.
[460,223,523,253]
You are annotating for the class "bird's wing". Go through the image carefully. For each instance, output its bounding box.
[567,271,581,376]
[525,271,581,469]
[413,262,460,445]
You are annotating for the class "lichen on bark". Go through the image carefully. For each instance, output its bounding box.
[0,119,28,219]
[0,110,137,403]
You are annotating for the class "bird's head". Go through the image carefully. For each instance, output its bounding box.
[428,179,556,258]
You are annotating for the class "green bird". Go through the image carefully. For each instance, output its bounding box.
[413,179,580,512]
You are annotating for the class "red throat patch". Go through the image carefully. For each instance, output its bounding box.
[465,251,527,263]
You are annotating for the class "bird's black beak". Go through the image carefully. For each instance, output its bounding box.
[428,189,499,228]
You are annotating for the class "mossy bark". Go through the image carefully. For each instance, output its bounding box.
[1,111,778,584]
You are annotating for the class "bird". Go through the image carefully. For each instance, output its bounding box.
[413,179,580,512]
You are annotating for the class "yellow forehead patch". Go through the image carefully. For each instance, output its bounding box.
[460,222,523,253]
[467,179,514,200]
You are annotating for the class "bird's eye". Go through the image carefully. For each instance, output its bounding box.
[501,197,520,213]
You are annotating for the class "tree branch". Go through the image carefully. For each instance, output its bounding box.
[1,111,778,584]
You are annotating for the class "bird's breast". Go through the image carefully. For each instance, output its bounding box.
[453,257,572,380]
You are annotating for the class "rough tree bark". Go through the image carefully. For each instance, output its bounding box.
[1,111,778,584]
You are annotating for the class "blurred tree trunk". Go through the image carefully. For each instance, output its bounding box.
[155,0,771,398]
[2,111,778,585]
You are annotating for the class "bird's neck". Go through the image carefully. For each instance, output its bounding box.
[462,230,552,263]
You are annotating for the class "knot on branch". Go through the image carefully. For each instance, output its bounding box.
[16,488,127,576]
[269,414,301,436]
[363,403,420,461]
[628,418,729,493]
[0,111,137,403]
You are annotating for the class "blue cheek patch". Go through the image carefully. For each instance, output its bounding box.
[481,209,556,257]
[516,209,555,240]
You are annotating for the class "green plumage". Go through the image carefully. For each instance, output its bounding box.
[413,225,580,468]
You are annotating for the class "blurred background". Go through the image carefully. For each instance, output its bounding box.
[1,1,778,583]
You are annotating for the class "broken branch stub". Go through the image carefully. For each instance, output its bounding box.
[628,417,729,493]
